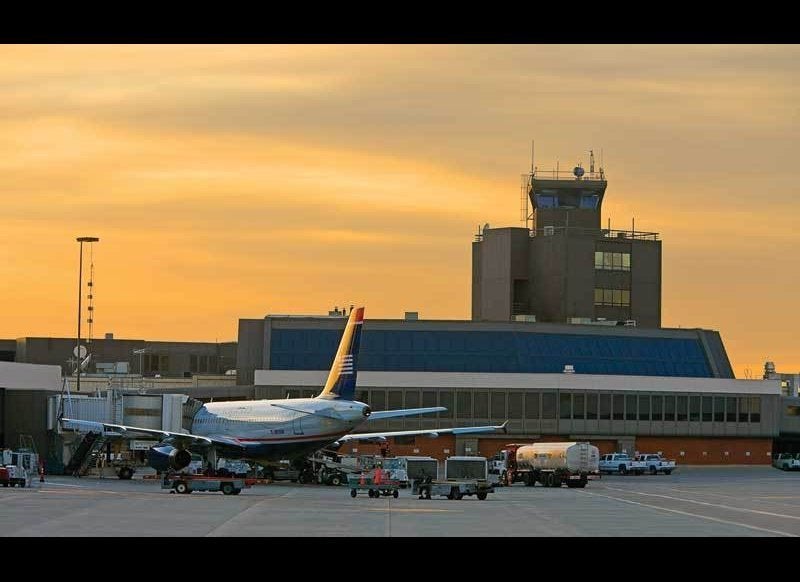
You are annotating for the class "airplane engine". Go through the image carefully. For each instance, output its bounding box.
[147,445,192,472]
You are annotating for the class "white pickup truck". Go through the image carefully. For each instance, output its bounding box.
[772,453,800,471]
[599,453,646,475]
[634,453,676,475]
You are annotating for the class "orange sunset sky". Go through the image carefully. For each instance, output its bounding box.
[1,44,798,377]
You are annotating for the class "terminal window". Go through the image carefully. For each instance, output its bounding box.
[750,397,761,422]
[586,393,598,420]
[702,396,712,422]
[613,395,624,420]
[573,393,585,420]
[638,396,650,421]
[625,395,637,421]
[491,392,506,420]
[560,393,572,420]
[508,392,523,419]
[599,394,611,420]
[525,393,540,419]
[542,392,556,419]
[652,395,663,421]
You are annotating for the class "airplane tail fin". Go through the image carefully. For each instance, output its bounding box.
[317,307,364,401]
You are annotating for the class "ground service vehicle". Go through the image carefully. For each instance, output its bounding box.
[161,473,254,495]
[347,471,400,498]
[772,453,800,471]
[599,453,646,475]
[634,453,676,475]
[412,456,493,500]
[496,442,599,488]
[0,465,29,487]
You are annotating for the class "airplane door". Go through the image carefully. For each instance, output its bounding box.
[292,416,304,435]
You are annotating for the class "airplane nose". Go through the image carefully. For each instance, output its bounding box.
[362,406,372,418]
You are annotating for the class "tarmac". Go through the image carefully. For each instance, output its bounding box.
[3,467,800,537]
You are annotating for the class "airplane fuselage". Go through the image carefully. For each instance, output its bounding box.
[188,397,371,464]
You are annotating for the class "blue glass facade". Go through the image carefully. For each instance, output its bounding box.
[269,329,713,377]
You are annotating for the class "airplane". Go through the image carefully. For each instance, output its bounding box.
[61,307,506,474]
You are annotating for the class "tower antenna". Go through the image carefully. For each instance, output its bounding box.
[531,139,535,174]
[590,150,595,174]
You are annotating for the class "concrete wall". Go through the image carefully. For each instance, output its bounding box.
[0,361,61,391]
[629,240,662,328]
[236,319,265,386]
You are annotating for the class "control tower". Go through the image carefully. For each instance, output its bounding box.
[472,152,662,327]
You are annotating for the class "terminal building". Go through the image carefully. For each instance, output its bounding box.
[237,313,783,464]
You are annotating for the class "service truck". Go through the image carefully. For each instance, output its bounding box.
[634,453,676,475]
[599,453,647,475]
[772,453,800,471]
[493,442,600,488]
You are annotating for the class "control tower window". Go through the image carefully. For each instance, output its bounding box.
[595,251,631,272]
[536,194,558,209]
[580,194,599,209]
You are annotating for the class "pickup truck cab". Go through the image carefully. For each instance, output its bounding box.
[772,453,800,471]
[599,453,646,475]
[634,453,676,475]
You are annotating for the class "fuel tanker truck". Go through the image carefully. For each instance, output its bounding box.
[489,442,600,488]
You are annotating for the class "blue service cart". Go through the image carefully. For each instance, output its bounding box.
[347,473,400,498]
[162,473,254,495]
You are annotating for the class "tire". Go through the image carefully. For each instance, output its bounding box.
[501,470,508,487]
[175,481,188,494]
[119,467,133,480]
[650,466,657,475]
[331,475,342,487]
[222,483,234,495]
[350,488,357,498]
[551,476,561,488]
[664,470,672,475]
[477,491,487,500]
[393,489,399,499]
[577,482,587,488]
[425,489,431,500]
[619,465,627,475]
[455,491,463,500]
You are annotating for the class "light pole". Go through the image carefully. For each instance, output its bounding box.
[76,237,99,394]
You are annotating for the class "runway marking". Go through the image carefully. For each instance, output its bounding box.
[603,486,800,521]
[581,490,795,537]
[41,482,85,488]
[364,508,457,513]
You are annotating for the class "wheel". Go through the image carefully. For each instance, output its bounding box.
[175,481,188,494]
[576,482,587,488]
[222,483,234,495]
[425,489,431,500]
[455,491,463,500]
[19,481,25,488]
[551,476,561,488]
[350,488,357,498]
[619,465,628,475]
[501,470,508,486]
[331,474,342,487]
[477,491,487,500]
[447,488,456,500]
[664,470,672,475]
[650,466,657,475]
[119,467,133,480]
[393,489,399,498]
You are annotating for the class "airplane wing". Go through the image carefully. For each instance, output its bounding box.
[61,417,214,446]
[367,407,446,421]
[336,421,508,443]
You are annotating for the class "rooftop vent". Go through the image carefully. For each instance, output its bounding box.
[563,364,575,374]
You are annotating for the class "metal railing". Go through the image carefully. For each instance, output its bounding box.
[531,226,659,241]
[531,169,606,181]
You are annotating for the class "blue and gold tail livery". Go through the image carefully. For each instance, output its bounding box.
[318,307,364,400]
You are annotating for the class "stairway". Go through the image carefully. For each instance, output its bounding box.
[64,431,107,476]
